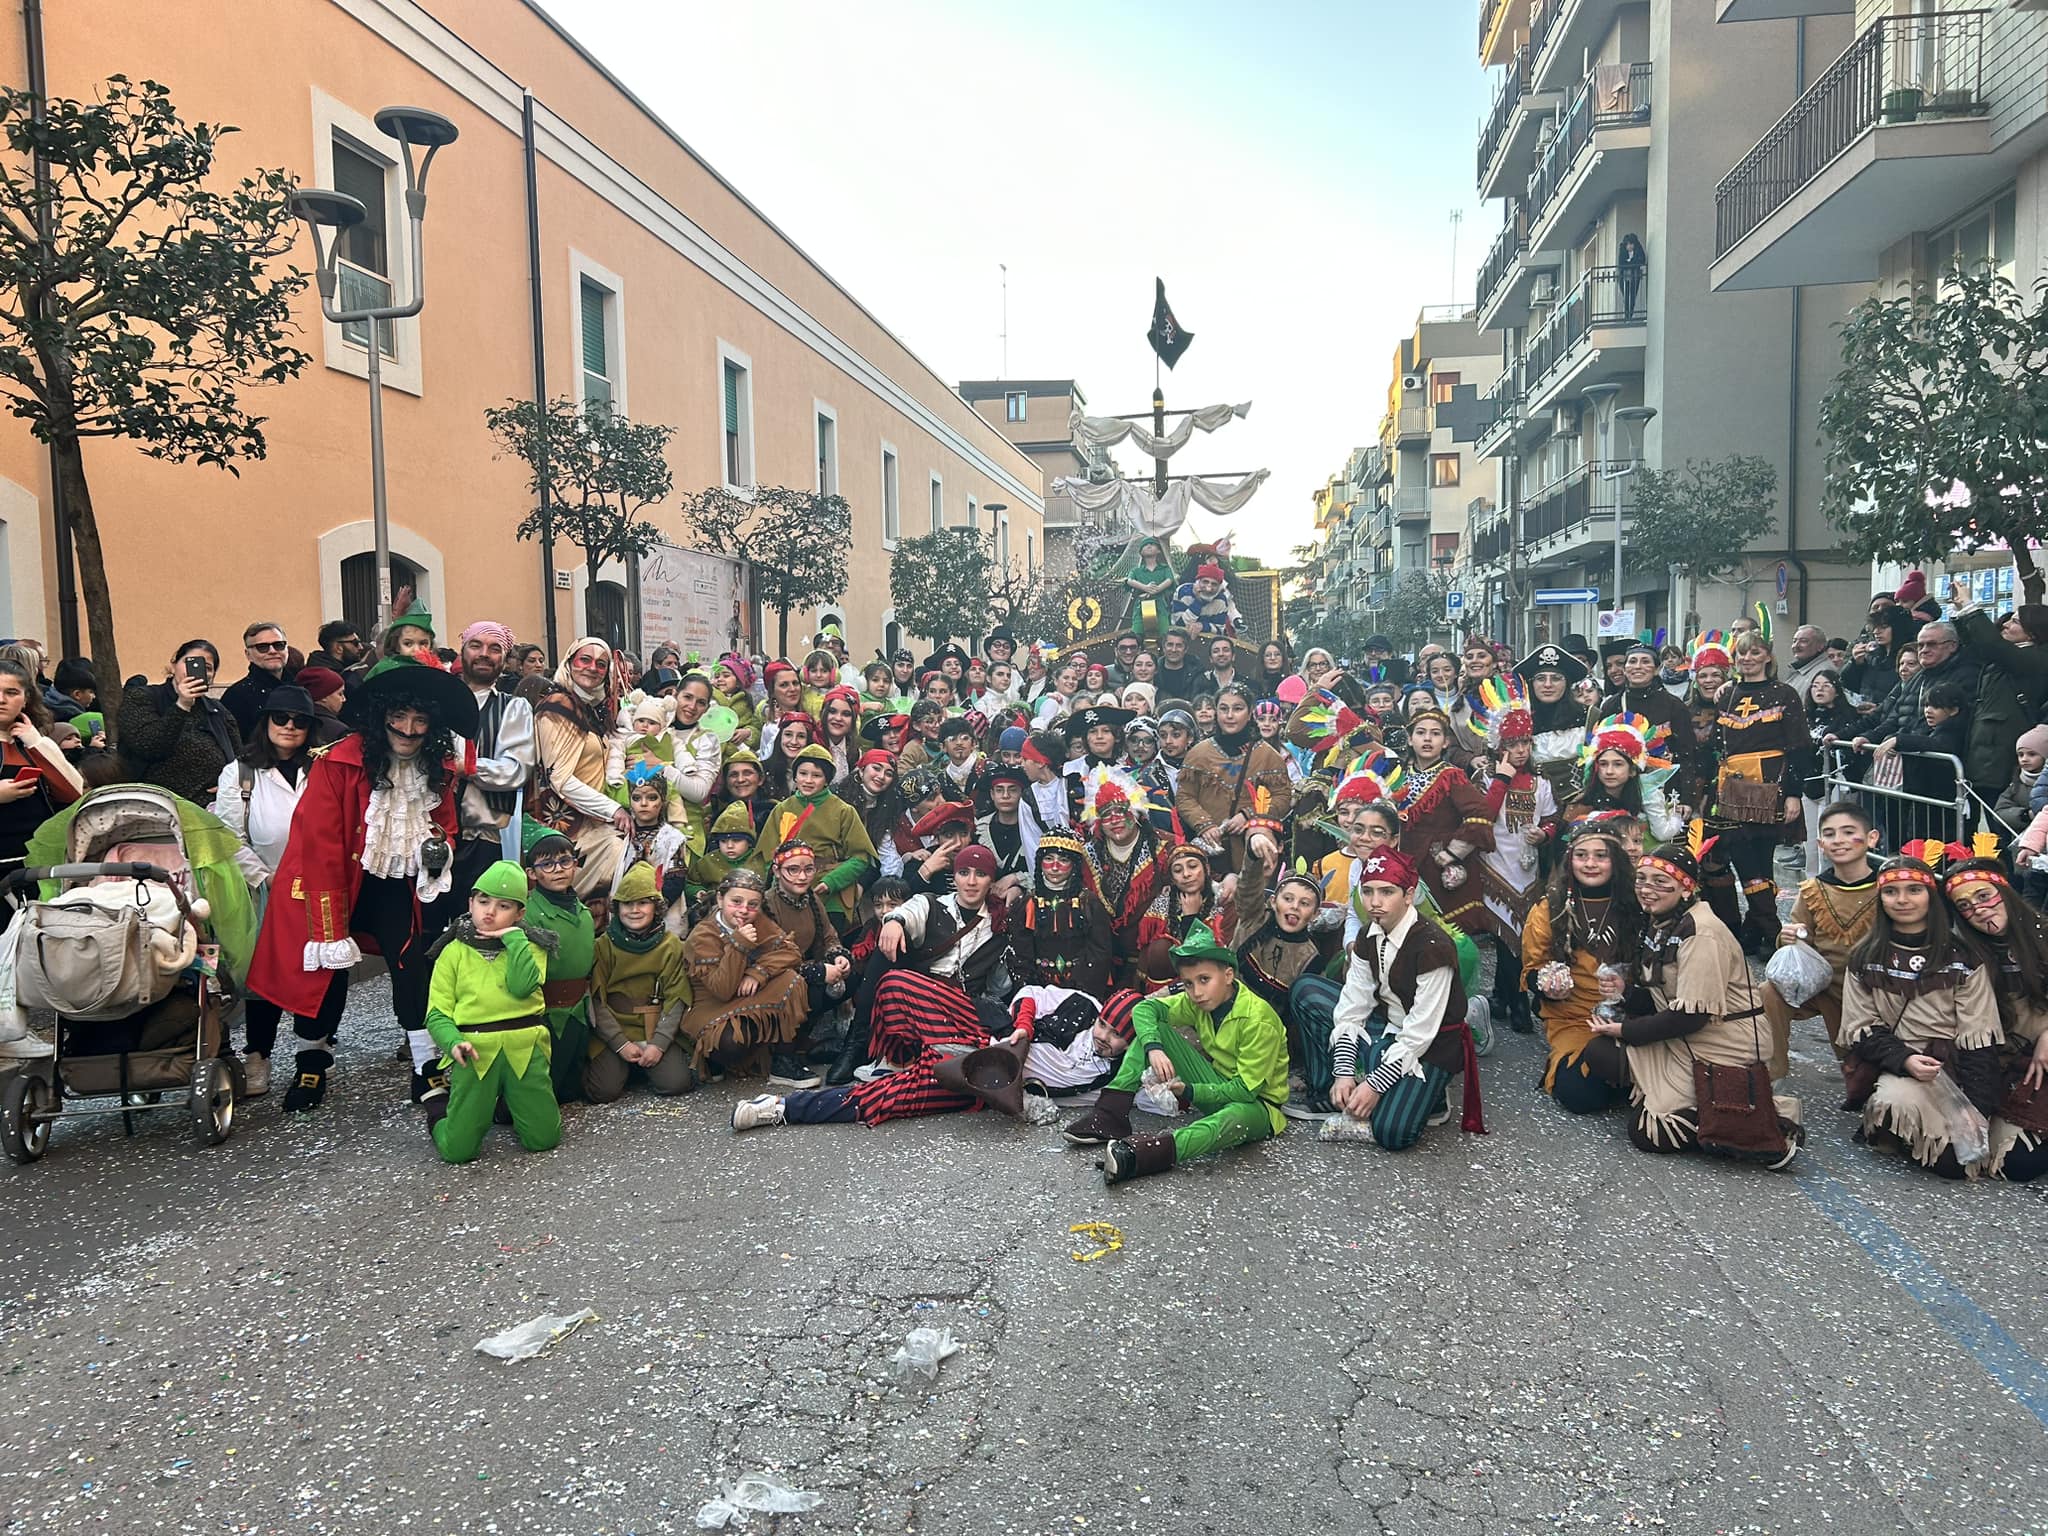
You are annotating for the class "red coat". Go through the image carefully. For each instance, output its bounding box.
[246,736,464,1015]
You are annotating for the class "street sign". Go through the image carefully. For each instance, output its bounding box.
[1445,590,1466,616]
[1596,607,1636,638]
[1534,587,1599,605]
[1775,560,1788,599]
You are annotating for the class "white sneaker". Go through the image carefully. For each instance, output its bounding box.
[852,1061,901,1084]
[1426,1105,1453,1128]
[731,1094,786,1133]
[242,1054,270,1098]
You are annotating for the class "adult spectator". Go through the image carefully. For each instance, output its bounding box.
[45,657,96,722]
[452,620,536,895]
[1359,634,1410,687]
[0,657,85,888]
[1841,604,1914,712]
[507,643,551,695]
[1949,581,2048,718]
[1782,625,1831,697]
[306,619,367,685]
[1104,632,1145,692]
[118,638,242,804]
[222,620,296,738]
[1860,621,2028,805]
[1154,630,1203,702]
[294,666,350,745]
[1200,634,1240,695]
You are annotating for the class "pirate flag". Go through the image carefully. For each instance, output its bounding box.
[1147,278,1194,369]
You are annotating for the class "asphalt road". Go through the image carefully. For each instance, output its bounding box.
[2,973,2045,1536]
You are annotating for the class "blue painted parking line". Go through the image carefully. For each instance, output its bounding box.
[1795,1162,2048,1431]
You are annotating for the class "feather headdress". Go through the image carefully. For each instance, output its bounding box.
[1579,710,1673,772]
[1476,674,1534,748]
[1691,630,1732,672]
[1078,763,1155,826]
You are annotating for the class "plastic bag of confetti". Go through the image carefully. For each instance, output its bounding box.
[887,1326,961,1381]
[474,1308,598,1362]
[695,1471,823,1528]
[1318,1113,1377,1144]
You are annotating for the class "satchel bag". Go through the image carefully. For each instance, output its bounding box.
[1687,971,1788,1159]
[1996,1071,2048,1137]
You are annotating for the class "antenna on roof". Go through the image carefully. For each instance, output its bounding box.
[999,262,1008,378]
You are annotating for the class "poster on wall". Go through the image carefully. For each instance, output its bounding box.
[638,543,748,660]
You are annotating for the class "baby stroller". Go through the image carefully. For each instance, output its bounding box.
[0,787,238,1163]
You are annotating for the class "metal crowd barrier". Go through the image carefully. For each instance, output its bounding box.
[1820,743,1970,851]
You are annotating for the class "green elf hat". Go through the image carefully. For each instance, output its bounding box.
[710,800,757,842]
[1169,919,1237,971]
[794,743,837,770]
[520,815,576,865]
[391,599,436,638]
[722,743,762,769]
[614,862,662,904]
[473,860,529,906]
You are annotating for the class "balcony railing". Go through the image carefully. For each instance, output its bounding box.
[1480,0,1512,52]
[1471,512,1515,569]
[1476,367,1522,442]
[1476,202,1531,314]
[1478,44,1531,186]
[1397,403,1431,439]
[1714,11,1987,258]
[1527,0,1561,65]
[1393,486,1432,521]
[1528,61,1653,230]
[1524,461,1623,545]
[1520,266,1648,398]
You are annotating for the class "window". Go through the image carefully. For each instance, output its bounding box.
[580,278,614,409]
[332,139,395,358]
[1431,453,1462,488]
[1430,372,1459,406]
[1431,532,1460,567]
[1026,531,1035,575]
[965,494,978,533]
[998,514,1010,568]
[815,406,838,495]
[340,550,423,640]
[1929,189,2017,287]
[930,473,944,534]
[881,444,900,545]
[586,580,628,651]
[1005,391,1027,423]
[718,345,753,488]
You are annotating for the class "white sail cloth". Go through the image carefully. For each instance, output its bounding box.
[1069,401,1251,459]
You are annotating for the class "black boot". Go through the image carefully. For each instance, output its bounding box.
[1509,990,1536,1035]
[1062,1087,1136,1146]
[1103,1131,1178,1185]
[281,1048,334,1114]
[825,1025,868,1087]
[411,1064,449,1106]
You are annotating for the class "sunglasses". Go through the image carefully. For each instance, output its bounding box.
[249,640,288,653]
[269,713,316,730]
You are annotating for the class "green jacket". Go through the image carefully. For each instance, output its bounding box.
[1131,984,1290,1134]
[424,923,552,1080]
[522,886,595,1038]
[750,789,877,917]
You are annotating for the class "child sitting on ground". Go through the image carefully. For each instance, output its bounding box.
[423,860,561,1164]
[1761,799,1880,1075]
[584,862,696,1102]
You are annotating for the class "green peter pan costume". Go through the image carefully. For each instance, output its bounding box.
[688,800,759,906]
[583,861,696,1101]
[749,746,876,924]
[520,820,597,1102]
[423,860,562,1164]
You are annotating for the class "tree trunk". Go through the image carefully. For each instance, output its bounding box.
[775,598,789,662]
[54,436,124,749]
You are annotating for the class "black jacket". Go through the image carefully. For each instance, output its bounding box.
[221,666,293,740]
[116,680,242,804]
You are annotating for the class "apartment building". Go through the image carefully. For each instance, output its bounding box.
[1467,0,1870,651]
[0,0,1041,668]
[1374,310,1499,618]
[956,379,1116,578]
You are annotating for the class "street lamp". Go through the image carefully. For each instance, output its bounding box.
[292,106,458,626]
[1581,384,1622,619]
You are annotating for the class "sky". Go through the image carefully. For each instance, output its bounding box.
[540,0,1491,565]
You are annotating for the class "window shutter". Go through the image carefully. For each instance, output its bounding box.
[581,283,608,376]
[724,363,741,434]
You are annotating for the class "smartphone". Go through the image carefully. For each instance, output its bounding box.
[183,655,208,681]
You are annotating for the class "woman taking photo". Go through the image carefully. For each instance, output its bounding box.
[213,684,321,1096]
[1838,847,2005,1179]
[0,658,85,899]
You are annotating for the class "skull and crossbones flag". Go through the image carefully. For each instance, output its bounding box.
[1147,278,1193,369]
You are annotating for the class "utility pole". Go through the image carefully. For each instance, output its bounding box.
[999,262,1008,377]
[1448,209,1463,304]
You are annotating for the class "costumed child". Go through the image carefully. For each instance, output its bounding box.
[1325,847,1486,1149]
[1476,674,1557,1034]
[1170,560,1242,636]
[678,867,808,1078]
[422,860,560,1164]
[1392,705,1497,942]
[1078,768,1176,984]
[1838,844,2004,1179]
[800,649,841,715]
[611,763,687,898]
[754,743,878,928]
[521,820,597,1105]
[689,801,759,915]
[1565,713,1683,845]
[1234,850,1349,1116]
[1060,921,1290,1185]
[711,655,761,748]
[381,599,438,662]
[1524,814,1643,1115]
[1943,845,2048,1182]
[760,838,856,1089]
[1009,829,1116,998]
[607,691,677,802]
[584,861,696,1102]
[1759,799,1879,1076]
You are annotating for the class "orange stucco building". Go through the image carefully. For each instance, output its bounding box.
[0,0,1042,675]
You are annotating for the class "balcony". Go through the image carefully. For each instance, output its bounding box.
[1396,403,1432,444]
[1475,368,1522,456]
[1393,486,1432,524]
[1469,506,1516,571]
[1711,11,1993,292]
[1716,0,1852,21]
[1521,266,1649,415]
[1480,0,1517,68]
[1528,62,1653,255]
[1532,0,1635,96]
[1371,505,1395,547]
[1479,46,1566,203]
[1476,201,1565,332]
[1523,461,1624,561]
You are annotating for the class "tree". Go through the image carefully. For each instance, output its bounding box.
[1820,263,2048,603]
[1625,455,1778,628]
[0,76,309,728]
[678,484,850,657]
[888,528,993,648]
[485,396,671,625]
[1372,570,1452,654]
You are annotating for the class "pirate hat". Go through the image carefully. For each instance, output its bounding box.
[344,655,479,738]
[1513,643,1588,689]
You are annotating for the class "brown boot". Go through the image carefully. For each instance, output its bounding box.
[1103,1132,1177,1185]
[1061,1088,1136,1146]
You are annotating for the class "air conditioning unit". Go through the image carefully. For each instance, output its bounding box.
[1530,274,1557,305]
[1402,374,1425,393]
[1552,403,1580,436]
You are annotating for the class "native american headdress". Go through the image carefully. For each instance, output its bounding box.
[1476,674,1534,749]
[1579,710,1673,773]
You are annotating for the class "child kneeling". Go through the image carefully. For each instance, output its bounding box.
[585,861,695,1102]
[424,861,561,1163]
